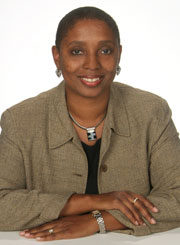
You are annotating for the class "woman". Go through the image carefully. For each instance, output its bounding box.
[0,6,180,241]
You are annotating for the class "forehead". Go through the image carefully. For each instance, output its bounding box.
[62,19,116,45]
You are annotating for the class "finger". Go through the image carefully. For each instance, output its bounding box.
[133,199,156,225]
[125,191,158,212]
[24,223,56,238]
[36,232,57,241]
[137,195,158,213]
[19,230,29,236]
[28,228,58,239]
[36,227,93,241]
[36,230,70,241]
[125,193,154,225]
[117,202,140,226]
[120,192,146,225]
[123,199,146,226]
[25,226,49,234]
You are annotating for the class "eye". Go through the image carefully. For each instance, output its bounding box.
[101,48,112,55]
[71,49,83,55]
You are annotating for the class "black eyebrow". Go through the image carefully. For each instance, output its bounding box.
[67,41,85,47]
[67,40,115,47]
[98,40,115,45]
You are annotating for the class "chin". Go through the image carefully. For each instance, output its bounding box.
[78,87,110,99]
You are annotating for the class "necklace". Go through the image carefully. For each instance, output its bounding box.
[69,112,106,141]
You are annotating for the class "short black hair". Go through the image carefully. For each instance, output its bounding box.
[55,6,120,50]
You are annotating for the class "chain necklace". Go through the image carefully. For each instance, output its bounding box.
[69,112,106,141]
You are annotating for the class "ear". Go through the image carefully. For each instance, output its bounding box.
[118,45,122,64]
[52,46,61,70]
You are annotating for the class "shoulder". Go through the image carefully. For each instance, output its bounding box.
[8,84,61,114]
[112,82,165,103]
[112,82,170,117]
[0,82,64,133]
[2,82,64,117]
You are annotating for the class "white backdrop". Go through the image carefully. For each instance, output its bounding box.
[0,0,180,129]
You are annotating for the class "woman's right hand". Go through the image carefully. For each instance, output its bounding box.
[99,191,158,226]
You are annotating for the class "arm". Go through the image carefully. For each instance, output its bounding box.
[108,100,180,236]
[60,191,157,225]
[145,106,180,233]
[20,210,127,241]
[0,110,74,231]
[0,110,157,232]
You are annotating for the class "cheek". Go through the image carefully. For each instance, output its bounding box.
[62,62,76,74]
[100,56,118,72]
[61,55,83,74]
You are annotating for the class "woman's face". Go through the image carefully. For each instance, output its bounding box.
[52,19,121,99]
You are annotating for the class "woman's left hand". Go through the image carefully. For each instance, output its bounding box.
[20,214,99,241]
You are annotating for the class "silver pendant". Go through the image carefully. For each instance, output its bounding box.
[87,127,97,141]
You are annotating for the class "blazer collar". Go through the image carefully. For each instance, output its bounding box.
[105,83,131,137]
[48,82,76,149]
[48,81,131,149]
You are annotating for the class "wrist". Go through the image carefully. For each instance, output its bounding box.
[87,193,101,211]
[101,210,127,231]
[98,192,117,210]
[91,210,106,234]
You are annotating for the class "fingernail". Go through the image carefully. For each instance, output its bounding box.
[25,233,31,237]
[135,221,139,226]
[36,237,43,241]
[152,207,159,212]
[20,229,29,235]
[150,218,156,224]
[143,222,146,226]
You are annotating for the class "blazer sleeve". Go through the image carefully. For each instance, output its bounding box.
[0,110,74,231]
[108,99,180,236]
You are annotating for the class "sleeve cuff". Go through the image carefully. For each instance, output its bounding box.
[107,210,151,236]
[39,192,74,222]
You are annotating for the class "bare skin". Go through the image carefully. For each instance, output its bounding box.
[20,19,158,241]
[20,192,158,241]
[20,211,126,241]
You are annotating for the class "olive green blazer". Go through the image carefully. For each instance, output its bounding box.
[0,81,180,236]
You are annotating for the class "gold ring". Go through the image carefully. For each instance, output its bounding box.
[133,197,139,204]
[48,229,54,234]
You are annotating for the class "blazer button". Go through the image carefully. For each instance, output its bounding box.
[100,164,108,172]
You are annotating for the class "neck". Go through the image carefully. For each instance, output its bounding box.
[66,90,110,127]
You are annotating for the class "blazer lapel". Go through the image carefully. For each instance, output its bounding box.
[100,83,131,159]
[48,82,75,149]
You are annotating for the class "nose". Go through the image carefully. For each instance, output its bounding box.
[83,52,101,70]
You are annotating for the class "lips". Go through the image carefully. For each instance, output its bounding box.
[79,76,103,87]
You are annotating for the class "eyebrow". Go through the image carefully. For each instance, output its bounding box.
[67,40,115,47]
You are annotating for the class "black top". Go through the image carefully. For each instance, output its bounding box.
[81,138,101,194]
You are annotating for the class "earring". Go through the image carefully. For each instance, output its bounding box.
[55,69,61,77]
[116,66,121,75]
